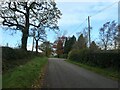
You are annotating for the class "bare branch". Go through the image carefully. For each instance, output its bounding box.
[29,23,39,28]
[3,19,25,29]
[8,2,26,15]
[29,2,41,10]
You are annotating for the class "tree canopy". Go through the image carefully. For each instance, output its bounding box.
[0,1,62,50]
[90,41,99,50]
[39,41,52,57]
[64,35,76,54]
[73,34,87,50]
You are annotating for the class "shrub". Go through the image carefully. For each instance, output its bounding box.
[14,49,28,59]
[2,47,16,60]
[2,46,45,73]
[68,49,80,62]
[89,52,120,68]
[59,54,68,59]
[68,48,90,63]
[2,47,39,60]
[68,49,120,69]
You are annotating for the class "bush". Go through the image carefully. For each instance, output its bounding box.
[2,47,41,60]
[59,54,68,59]
[68,49,80,62]
[2,46,45,73]
[68,49,120,69]
[15,49,28,59]
[89,51,120,68]
[68,49,90,63]
[2,47,16,60]
[53,54,68,58]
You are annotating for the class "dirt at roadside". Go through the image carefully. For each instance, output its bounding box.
[31,62,48,88]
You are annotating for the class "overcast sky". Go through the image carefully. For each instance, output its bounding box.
[0,0,119,51]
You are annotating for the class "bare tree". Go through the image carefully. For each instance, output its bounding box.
[99,21,117,50]
[116,25,120,50]
[0,1,62,51]
[76,27,90,47]
[30,26,47,53]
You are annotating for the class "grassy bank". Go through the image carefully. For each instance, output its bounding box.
[2,46,45,73]
[0,75,1,89]
[66,60,119,81]
[3,57,48,88]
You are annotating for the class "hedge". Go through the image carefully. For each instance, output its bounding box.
[2,46,45,72]
[68,49,120,68]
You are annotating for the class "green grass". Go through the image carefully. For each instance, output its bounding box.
[66,60,119,81]
[0,75,2,89]
[2,57,48,88]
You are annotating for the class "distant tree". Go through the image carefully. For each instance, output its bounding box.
[56,39,64,58]
[76,27,91,47]
[90,41,99,50]
[6,43,9,47]
[116,25,120,50]
[35,27,46,54]
[39,41,52,57]
[64,37,69,54]
[83,27,89,46]
[64,35,76,54]
[99,21,117,50]
[0,1,62,50]
[29,26,47,54]
[78,34,87,48]
[73,34,87,50]
[53,35,66,57]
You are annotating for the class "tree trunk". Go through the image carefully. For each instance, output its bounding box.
[45,46,47,57]
[114,40,117,50]
[104,45,107,50]
[21,30,28,51]
[36,40,38,54]
[21,6,29,51]
[58,54,59,58]
[32,37,34,52]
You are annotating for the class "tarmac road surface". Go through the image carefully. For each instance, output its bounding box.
[42,58,119,88]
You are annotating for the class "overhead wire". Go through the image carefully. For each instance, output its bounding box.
[90,1,118,18]
[68,18,87,36]
[89,1,118,42]
[65,1,119,37]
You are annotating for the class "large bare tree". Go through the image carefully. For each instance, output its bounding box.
[0,1,62,50]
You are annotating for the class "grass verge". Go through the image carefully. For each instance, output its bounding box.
[66,60,119,81]
[0,75,2,89]
[2,57,48,88]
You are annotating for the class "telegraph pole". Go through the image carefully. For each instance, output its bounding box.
[88,16,91,47]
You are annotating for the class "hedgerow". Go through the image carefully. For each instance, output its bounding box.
[68,49,120,69]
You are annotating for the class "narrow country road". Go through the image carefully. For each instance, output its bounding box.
[42,58,118,88]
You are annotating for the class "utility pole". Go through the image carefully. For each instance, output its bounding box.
[88,16,91,47]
